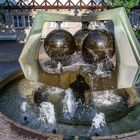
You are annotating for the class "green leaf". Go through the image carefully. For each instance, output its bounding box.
[106,0,139,13]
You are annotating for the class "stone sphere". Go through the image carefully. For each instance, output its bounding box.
[44,29,76,61]
[74,29,91,51]
[82,29,115,63]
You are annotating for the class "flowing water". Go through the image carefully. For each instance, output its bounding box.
[94,63,105,76]
[39,52,114,77]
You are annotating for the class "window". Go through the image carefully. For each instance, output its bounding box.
[18,16,23,27]
[49,22,68,28]
[62,22,68,28]
[24,16,33,27]
[25,16,29,27]
[129,12,139,26]
[2,14,5,23]
[13,16,18,27]
[29,16,33,26]
[12,15,33,28]
[49,22,57,28]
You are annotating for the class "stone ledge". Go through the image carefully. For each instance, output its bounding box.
[0,34,17,41]
[0,52,20,62]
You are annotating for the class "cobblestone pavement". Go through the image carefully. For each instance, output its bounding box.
[0,42,140,140]
[0,113,48,140]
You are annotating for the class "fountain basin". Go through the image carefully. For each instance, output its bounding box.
[0,70,140,139]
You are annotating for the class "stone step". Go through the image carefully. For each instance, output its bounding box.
[0,61,20,79]
[0,34,17,41]
[0,52,20,62]
[0,42,24,62]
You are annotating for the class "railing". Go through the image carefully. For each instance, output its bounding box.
[0,0,109,11]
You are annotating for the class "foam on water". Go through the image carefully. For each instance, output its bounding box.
[46,87,64,95]
[30,81,44,89]
[92,90,121,107]
[21,101,28,112]
[89,112,108,136]
[38,102,56,130]
[91,113,106,129]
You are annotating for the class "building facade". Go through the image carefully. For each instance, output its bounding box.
[0,0,139,42]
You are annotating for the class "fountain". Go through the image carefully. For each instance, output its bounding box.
[0,7,140,139]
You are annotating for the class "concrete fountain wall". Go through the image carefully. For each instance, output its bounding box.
[19,7,140,90]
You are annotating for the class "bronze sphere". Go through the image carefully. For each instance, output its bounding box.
[44,29,76,61]
[74,29,91,51]
[82,29,115,63]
